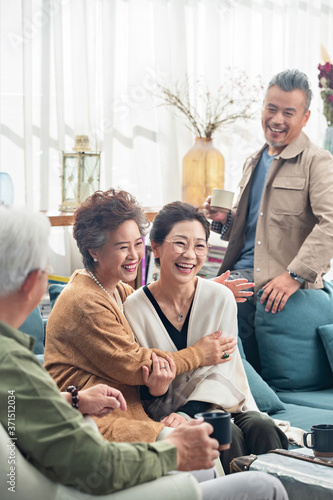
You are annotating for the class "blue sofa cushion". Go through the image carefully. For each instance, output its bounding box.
[318,324,333,373]
[269,403,333,432]
[237,337,285,413]
[255,281,333,391]
[18,306,44,355]
[277,388,333,411]
[242,358,286,414]
[49,283,66,309]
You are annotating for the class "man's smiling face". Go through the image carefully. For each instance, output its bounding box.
[261,85,310,155]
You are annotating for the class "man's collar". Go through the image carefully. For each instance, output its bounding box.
[250,131,310,162]
[278,131,310,159]
[0,321,35,351]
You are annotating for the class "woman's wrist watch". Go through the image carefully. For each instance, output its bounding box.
[287,269,305,284]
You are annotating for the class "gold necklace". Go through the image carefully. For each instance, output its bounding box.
[157,282,194,322]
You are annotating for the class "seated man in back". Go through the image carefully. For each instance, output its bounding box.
[0,206,288,500]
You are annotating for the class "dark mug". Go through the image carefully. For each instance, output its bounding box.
[195,411,232,448]
[303,424,333,456]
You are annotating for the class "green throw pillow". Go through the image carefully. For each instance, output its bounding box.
[255,281,333,391]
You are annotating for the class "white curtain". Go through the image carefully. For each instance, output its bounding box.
[2,0,333,211]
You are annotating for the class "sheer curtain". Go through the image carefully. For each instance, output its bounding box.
[2,0,333,211]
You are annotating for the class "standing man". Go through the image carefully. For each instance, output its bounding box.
[205,69,333,369]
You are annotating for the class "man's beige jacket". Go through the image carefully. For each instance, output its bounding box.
[219,132,333,295]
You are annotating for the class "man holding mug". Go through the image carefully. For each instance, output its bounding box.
[205,69,333,370]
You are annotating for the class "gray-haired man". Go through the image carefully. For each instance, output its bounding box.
[205,69,333,370]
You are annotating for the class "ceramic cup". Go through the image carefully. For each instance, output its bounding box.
[303,424,333,456]
[194,411,232,448]
[210,188,234,213]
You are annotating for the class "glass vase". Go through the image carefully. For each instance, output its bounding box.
[182,137,225,207]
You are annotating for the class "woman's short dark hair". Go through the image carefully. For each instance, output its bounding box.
[73,188,149,270]
[150,201,210,265]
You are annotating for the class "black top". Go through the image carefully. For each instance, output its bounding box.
[143,285,191,350]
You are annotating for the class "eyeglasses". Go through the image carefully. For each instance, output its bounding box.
[164,239,210,256]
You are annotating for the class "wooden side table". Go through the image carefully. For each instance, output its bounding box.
[44,211,75,227]
[44,209,159,227]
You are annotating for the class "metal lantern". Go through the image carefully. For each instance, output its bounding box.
[59,136,101,211]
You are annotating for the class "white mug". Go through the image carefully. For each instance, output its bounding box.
[211,188,234,212]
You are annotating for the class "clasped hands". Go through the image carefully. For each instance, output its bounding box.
[142,352,176,397]
[66,332,236,424]
[143,333,237,428]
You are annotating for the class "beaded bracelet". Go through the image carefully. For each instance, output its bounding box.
[66,385,79,409]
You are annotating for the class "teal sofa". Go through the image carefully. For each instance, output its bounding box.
[19,280,333,435]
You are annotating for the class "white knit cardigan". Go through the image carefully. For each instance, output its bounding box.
[124,277,258,420]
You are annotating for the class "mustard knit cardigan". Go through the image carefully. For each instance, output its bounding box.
[44,270,204,442]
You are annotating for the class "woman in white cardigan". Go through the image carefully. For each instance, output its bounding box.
[124,201,288,473]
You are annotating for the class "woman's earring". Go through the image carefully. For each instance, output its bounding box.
[93,258,98,262]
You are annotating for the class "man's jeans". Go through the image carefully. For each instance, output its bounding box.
[228,269,261,373]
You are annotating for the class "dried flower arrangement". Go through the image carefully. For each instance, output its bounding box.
[318,62,333,126]
[154,69,263,139]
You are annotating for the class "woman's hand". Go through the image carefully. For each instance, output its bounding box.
[73,384,127,417]
[194,331,237,366]
[161,412,188,428]
[214,270,254,303]
[142,352,176,396]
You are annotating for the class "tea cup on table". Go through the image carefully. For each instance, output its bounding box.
[303,424,333,456]
[195,411,232,451]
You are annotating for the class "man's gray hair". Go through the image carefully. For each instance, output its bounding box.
[267,69,313,112]
[0,207,50,297]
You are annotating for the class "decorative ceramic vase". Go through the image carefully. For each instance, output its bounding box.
[182,137,225,207]
[324,126,333,154]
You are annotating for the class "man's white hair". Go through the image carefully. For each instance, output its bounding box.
[0,207,50,297]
